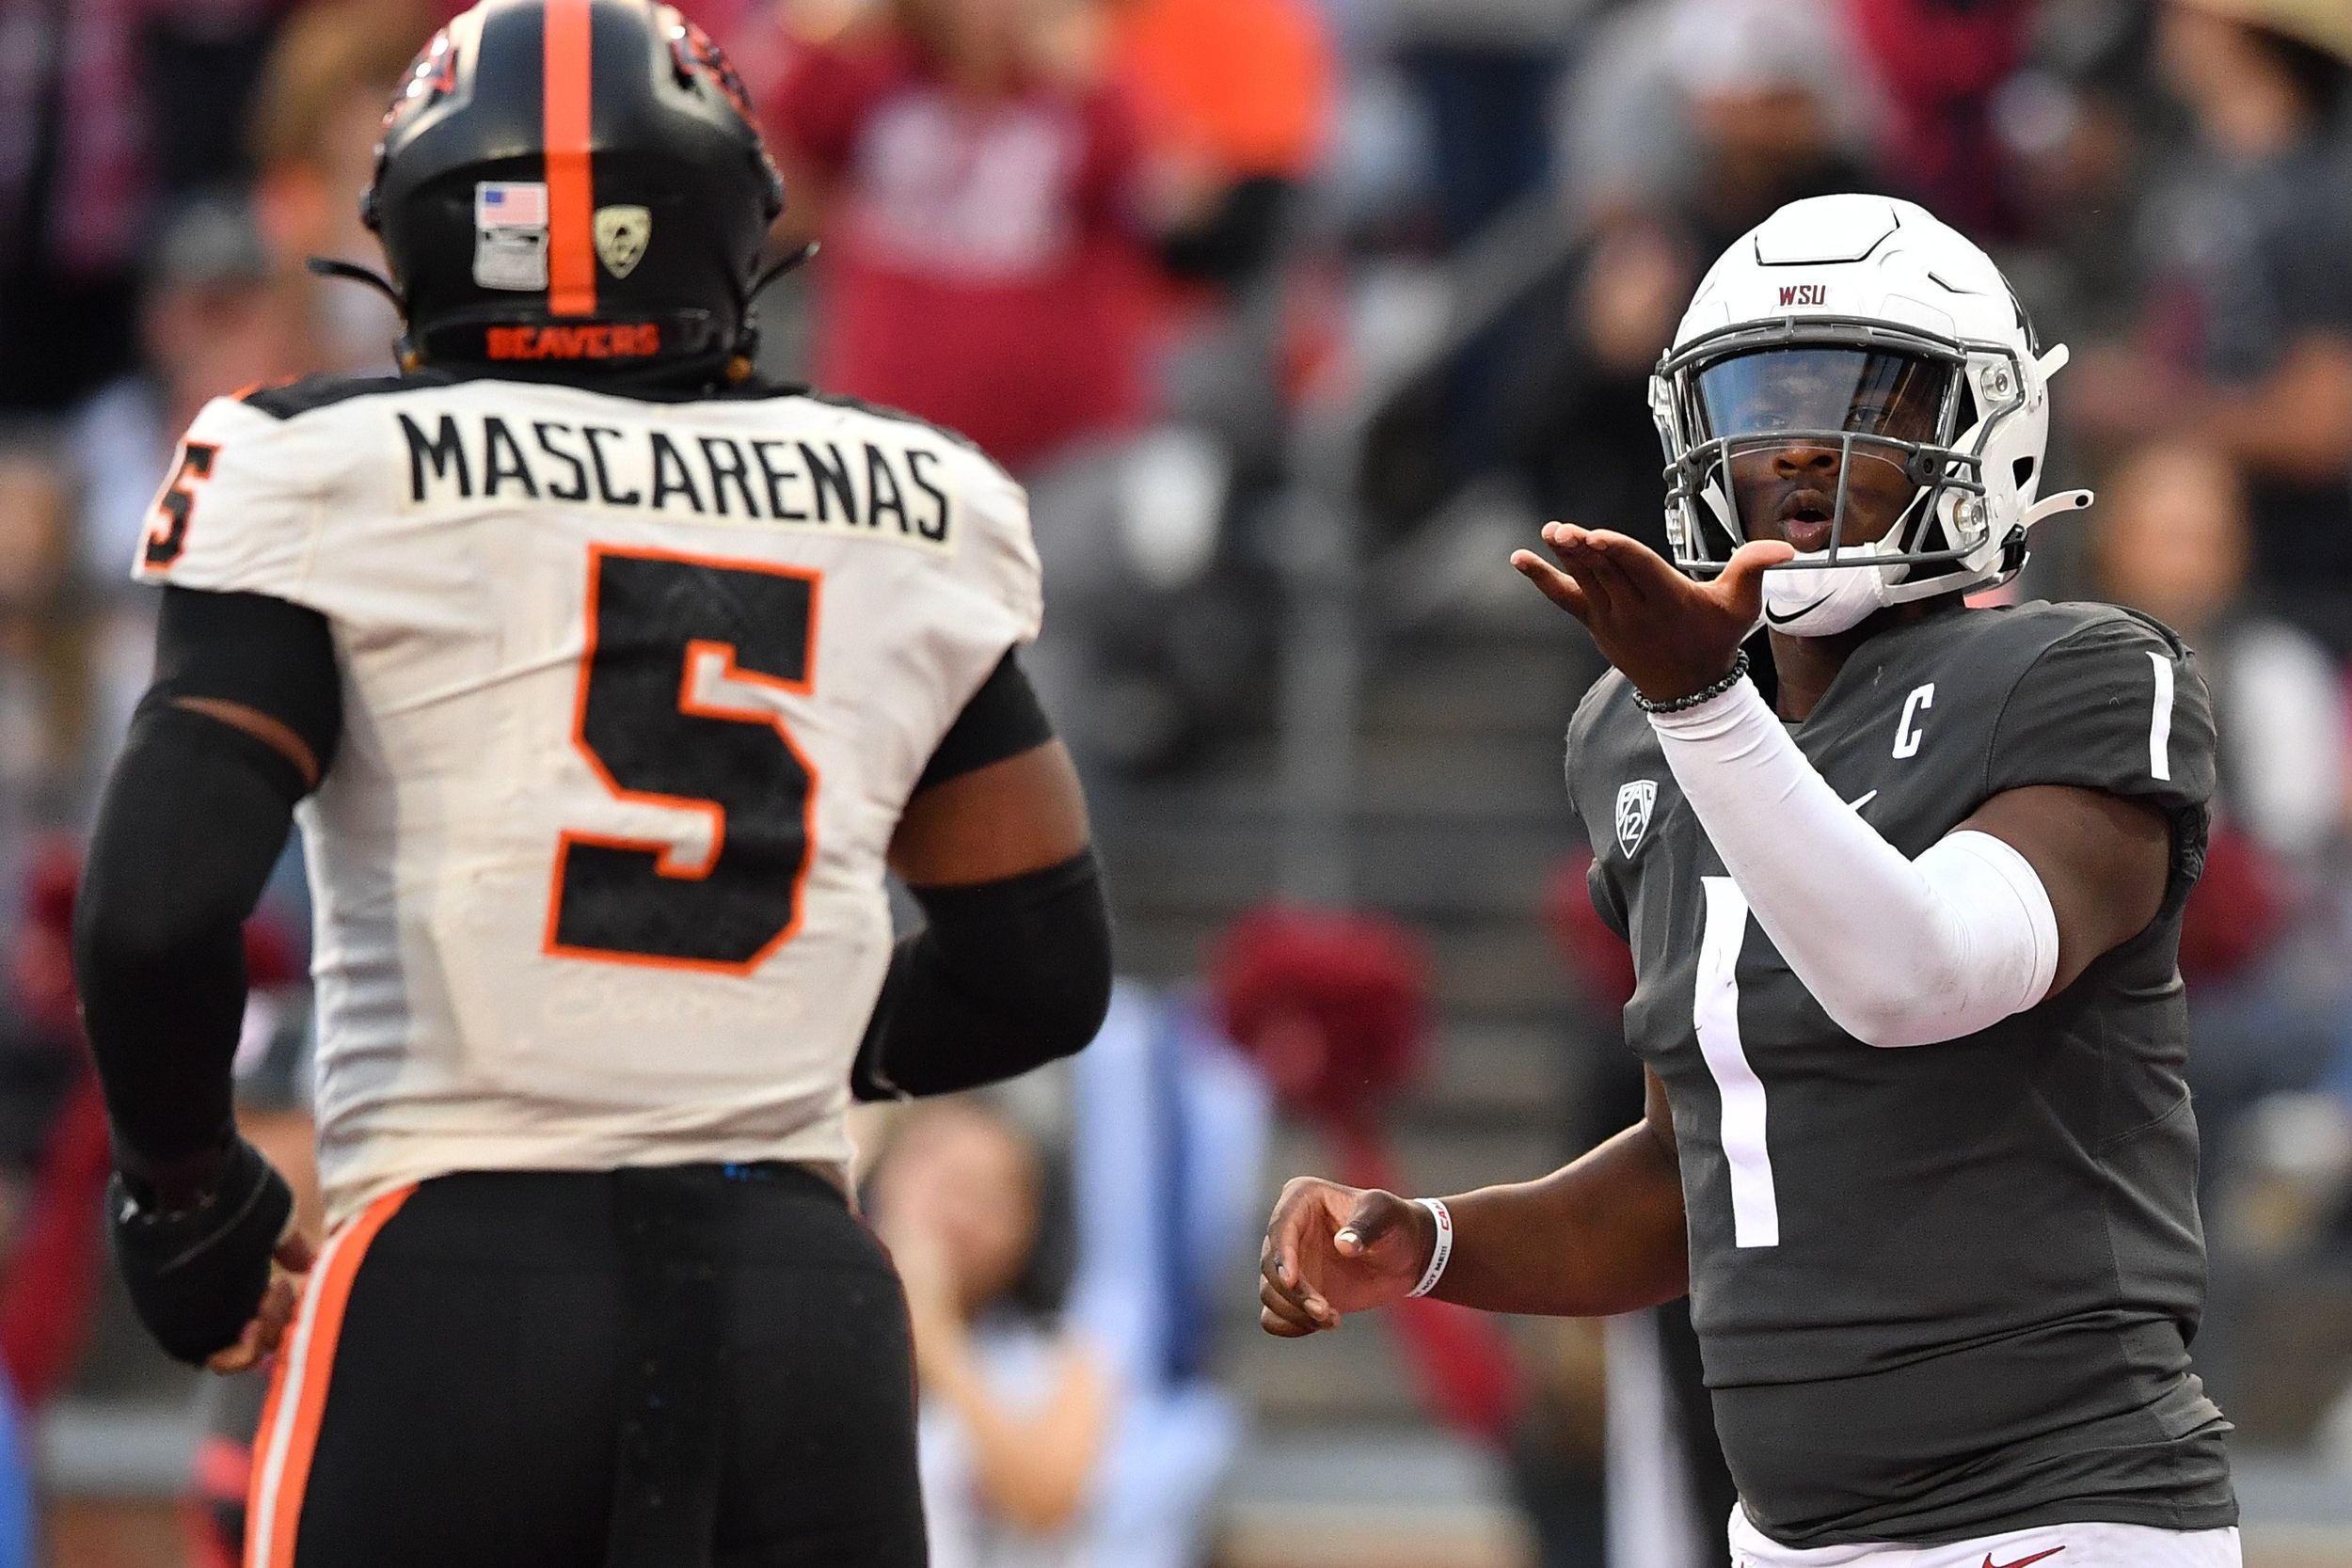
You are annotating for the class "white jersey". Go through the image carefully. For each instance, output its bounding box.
[135,372,1041,1225]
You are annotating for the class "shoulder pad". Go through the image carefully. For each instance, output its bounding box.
[241,370,456,421]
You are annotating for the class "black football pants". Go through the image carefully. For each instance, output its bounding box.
[246,1164,927,1568]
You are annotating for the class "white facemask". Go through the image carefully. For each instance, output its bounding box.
[1757,541,1899,637]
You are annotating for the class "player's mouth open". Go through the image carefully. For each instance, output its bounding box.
[1776,492,1838,553]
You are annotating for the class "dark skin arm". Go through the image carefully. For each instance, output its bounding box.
[1959,784,2168,993]
[887,738,1090,885]
[1510,523,2172,987]
[1259,1069,1689,1333]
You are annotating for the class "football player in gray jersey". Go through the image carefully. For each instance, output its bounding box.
[1257,196,2243,1568]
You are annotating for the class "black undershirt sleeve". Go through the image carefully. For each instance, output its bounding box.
[73,588,342,1186]
[850,851,1113,1101]
[148,586,343,768]
[911,651,1055,797]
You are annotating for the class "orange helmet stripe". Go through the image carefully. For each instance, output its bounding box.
[543,0,596,318]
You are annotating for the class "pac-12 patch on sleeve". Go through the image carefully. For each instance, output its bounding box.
[475,182,550,292]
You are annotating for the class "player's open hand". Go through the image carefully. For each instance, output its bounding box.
[1259,1177,1435,1338]
[206,1229,314,1374]
[1511,523,1795,705]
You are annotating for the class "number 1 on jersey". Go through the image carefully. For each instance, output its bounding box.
[545,546,819,973]
[1696,877,1779,1247]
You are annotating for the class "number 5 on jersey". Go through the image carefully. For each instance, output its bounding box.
[145,441,219,567]
[545,546,818,973]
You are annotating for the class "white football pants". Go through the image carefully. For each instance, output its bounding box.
[1729,1504,2242,1568]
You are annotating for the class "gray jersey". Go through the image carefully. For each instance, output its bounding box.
[1566,602,2236,1547]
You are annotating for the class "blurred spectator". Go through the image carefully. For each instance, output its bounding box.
[866,1100,1118,1568]
[0,1389,28,1568]
[246,0,429,373]
[78,193,301,527]
[1989,1,2157,342]
[2068,0,2352,648]
[1845,0,2035,239]
[0,846,111,1415]
[1378,0,1595,248]
[1502,0,1877,551]
[144,0,299,196]
[1635,0,1877,263]
[2091,440,2348,862]
[2090,441,2352,1191]
[764,0,1193,768]
[1565,0,1867,229]
[0,0,291,418]
[0,447,84,829]
[1114,0,1331,294]
[1210,904,1518,1444]
[67,193,308,785]
[1,0,152,414]
[1065,981,1270,1568]
[763,0,1153,474]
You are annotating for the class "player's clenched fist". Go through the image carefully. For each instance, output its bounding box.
[1258,1177,1436,1337]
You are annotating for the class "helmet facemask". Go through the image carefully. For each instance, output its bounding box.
[1652,319,2036,626]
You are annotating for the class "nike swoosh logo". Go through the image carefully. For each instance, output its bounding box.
[1846,790,1877,813]
[1982,1547,2065,1568]
[1764,592,1834,626]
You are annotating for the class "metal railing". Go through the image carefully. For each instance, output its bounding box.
[1275,192,1587,902]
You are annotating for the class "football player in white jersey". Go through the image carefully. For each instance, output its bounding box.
[72,4,1109,1563]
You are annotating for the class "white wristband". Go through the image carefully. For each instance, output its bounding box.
[1406,1197,1454,1298]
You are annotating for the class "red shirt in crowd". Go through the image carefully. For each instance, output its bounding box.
[767,32,1152,473]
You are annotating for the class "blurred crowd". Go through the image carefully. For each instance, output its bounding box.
[5,0,2352,1560]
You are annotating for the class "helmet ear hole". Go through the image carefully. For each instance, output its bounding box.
[2013,455,2036,489]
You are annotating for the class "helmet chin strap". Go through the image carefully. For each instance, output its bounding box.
[1757,539,1902,637]
[726,241,818,365]
[1760,488,2096,638]
[305,256,405,308]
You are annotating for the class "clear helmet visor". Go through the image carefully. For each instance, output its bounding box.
[1693,346,1947,448]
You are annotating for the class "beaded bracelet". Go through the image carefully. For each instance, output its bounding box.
[1633,650,1751,715]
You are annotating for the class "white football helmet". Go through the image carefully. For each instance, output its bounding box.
[1649,195,2090,634]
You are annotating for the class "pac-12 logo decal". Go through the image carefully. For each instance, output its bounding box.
[1616,780,1658,859]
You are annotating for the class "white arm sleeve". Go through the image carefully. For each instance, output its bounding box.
[1648,677,2059,1048]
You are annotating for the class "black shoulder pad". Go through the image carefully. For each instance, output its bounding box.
[795,390,1001,468]
[241,370,455,420]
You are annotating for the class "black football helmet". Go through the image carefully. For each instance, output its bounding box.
[358,0,787,377]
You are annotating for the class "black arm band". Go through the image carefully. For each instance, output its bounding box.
[911,651,1055,797]
[850,849,1113,1100]
[74,698,305,1180]
[151,585,342,773]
